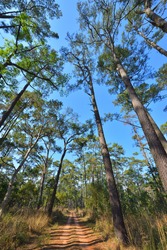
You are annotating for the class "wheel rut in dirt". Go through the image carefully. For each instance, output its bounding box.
[41,212,104,250]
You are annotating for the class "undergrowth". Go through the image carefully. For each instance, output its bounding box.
[0,209,49,250]
[1,208,166,250]
[93,212,167,250]
[125,213,167,250]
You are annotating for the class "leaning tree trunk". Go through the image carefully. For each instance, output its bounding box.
[132,23,167,57]
[0,81,31,129]
[0,67,43,130]
[47,147,67,217]
[147,111,167,154]
[112,51,167,192]
[0,169,19,217]
[144,7,167,33]
[132,126,162,191]
[87,67,129,244]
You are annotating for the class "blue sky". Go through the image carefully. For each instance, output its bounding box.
[51,0,166,158]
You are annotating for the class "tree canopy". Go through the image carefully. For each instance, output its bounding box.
[0,0,167,248]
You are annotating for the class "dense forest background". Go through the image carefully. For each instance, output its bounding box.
[0,0,167,249]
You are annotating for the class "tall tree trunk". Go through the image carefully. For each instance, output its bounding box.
[87,67,129,244]
[47,147,67,217]
[82,153,88,207]
[37,170,46,210]
[132,126,162,191]
[0,104,26,145]
[37,144,50,210]
[0,169,19,217]
[0,81,31,128]
[112,51,167,192]
[0,133,40,216]
[147,111,167,154]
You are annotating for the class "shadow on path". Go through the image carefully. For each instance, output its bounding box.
[41,214,104,250]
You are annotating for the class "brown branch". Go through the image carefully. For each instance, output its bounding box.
[129,19,167,57]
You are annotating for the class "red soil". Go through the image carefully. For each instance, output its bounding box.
[40,212,105,250]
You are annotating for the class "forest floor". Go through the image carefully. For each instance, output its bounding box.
[21,212,120,250]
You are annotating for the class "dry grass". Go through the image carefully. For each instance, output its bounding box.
[1,208,166,250]
[94,213,167,250]
[26,211,49,234]
[0,209,49,250]
[125,213,167,250]
[94,215,115,240]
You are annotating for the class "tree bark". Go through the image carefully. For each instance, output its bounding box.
[144,7,167,33]
[37,170,46,210]
[132,24,167,57]
[37,143,50,210]
[112,52,167,192]
[147,111,167,154]
[132,126,162,191]
[0,170,18,217]
[47,146,67,217]
[83,153,88,207]
[0,81,31,128]
[87,66,129,244]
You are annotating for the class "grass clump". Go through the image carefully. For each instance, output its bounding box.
[126,213,167,250]
[94,215,114,240]
[26,211,49,234]
[0,213,29,250]
[0,209,49,250]
[93,212,167,250]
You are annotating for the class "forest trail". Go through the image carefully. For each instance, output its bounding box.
[39,212,104,250]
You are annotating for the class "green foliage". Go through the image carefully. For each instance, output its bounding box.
[160,122,167,135]
[97,45,131,88]
[0,213,30,250]
[11,180,38,208]
[0,0,61,40]
[0,0,67,117]
[86,182,110,220]
[123,0,166,44]
[57,160,81,208]
[0,0,167,248]
[156,63,167,89]
[94,215,114,240]
[113,82,166,113]
[98,50,117,72]
[119,162,166,214]
[0,174,8,203]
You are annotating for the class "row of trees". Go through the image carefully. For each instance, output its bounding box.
[0,0,167,246]
[61,0,167,244]
[0,92,92,215]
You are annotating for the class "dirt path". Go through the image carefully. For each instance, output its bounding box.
[41,212,104,250]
